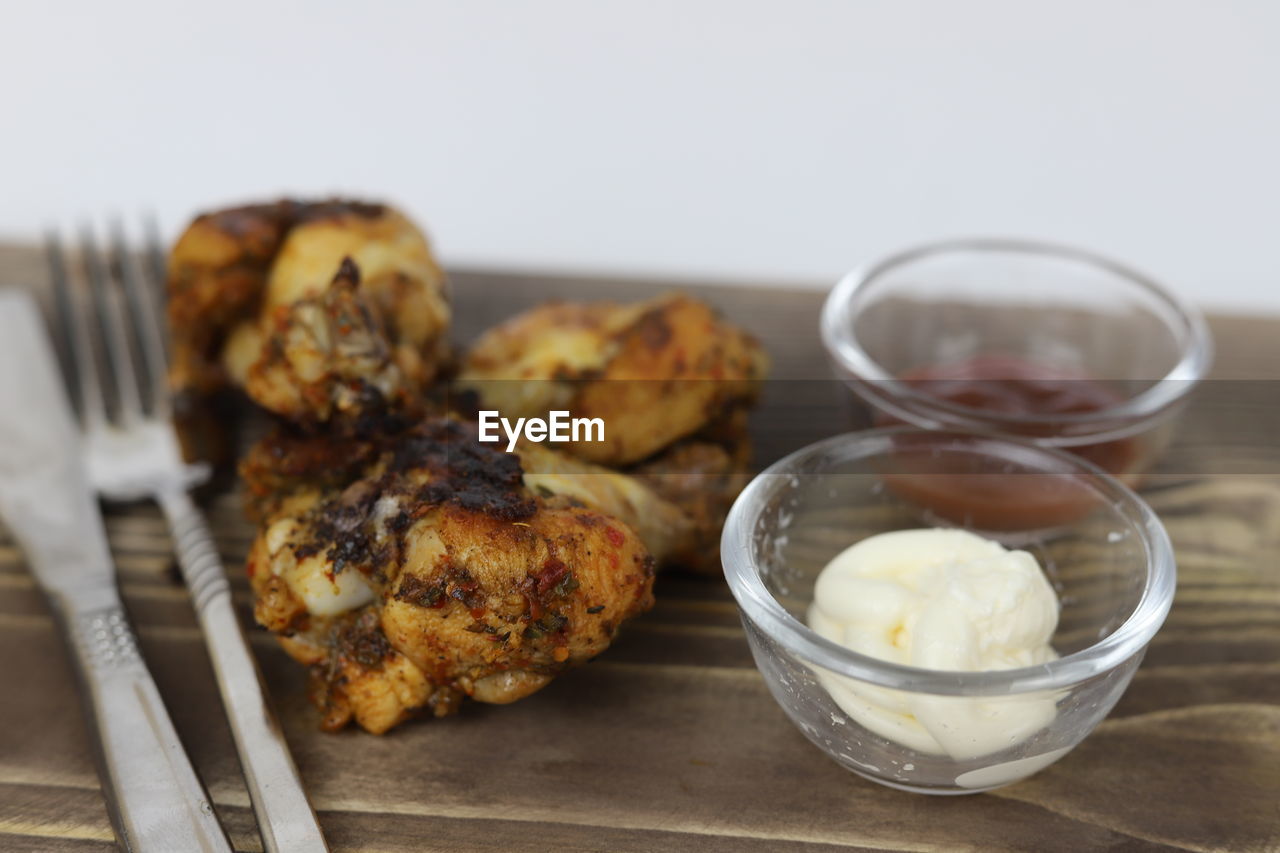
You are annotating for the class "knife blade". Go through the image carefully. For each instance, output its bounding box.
[0,288,232,852]
[0,289,115,601]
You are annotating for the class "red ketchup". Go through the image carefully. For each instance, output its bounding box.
[878,355,1137,529]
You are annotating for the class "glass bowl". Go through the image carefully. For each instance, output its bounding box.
[720,427,1176,794]
[820,238,1213,484]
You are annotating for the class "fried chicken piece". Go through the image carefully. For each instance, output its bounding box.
[456,294,767,572]
[168,200,295,396]
[242,418,730,575]
[280,609,444,734]
[244,417,655,734]
[456,293,768,466]
[514,443,697,564]
[244,259,428,426]
[167,198,450,420]
[626,438,751,570]
[242,421,701,571]
[239,427,382,523]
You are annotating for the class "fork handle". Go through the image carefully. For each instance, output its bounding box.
[158,489,329,853]
[52,592,234,853]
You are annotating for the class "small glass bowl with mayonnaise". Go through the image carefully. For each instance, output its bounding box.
[821,238,1213,491]
[721,427,1175,794]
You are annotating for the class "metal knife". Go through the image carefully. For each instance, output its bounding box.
[0,289,232,852]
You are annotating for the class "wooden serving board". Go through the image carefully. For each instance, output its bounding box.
[0,243,1277,852]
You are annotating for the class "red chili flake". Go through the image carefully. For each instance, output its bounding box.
[518,577,544,621]
[607,551,619,570]
[469,606,486,620]
[534,558,569,595]
[605,526,625,548]
[246,560,257,578]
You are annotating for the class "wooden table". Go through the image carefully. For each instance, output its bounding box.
[1,244,1277,852]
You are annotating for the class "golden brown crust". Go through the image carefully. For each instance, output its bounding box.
[167,203,775,731]
[239,427,381,523]
[301,607,439,734]
[628,438,751,573]
[457,295,767,572]
[457,293,769,466]
[515,442,698,565]
[167,201,295,395]
[244,259,428,426]
[243,417,656,734]
[166,198,450,428]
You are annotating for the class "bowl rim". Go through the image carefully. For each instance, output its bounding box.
[820,237,1214,434]
[720,426,1177,696]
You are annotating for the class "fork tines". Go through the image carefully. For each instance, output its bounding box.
[46,220,170,428]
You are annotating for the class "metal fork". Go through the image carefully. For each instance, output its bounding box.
[48,222,329,853]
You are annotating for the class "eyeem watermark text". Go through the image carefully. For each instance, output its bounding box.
[477,410,605,452]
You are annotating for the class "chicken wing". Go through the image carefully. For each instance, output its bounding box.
[244,417,655,734]
[456,293,768,466]
[167,198,450,421]
[242,258,432,427]
[456,293,767,571]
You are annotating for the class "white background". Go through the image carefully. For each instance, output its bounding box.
[3,0,1278,310]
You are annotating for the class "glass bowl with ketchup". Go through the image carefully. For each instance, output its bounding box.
[721,428,1176,794]
[821,238,1212,524]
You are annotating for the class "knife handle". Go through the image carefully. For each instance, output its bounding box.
[159,488,329,853]
[54,594,234,853]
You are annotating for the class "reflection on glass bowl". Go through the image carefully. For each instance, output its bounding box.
[821,238,1213,485]
[721,428,1175,794]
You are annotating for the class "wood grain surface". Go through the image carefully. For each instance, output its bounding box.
[0,243,1277,852]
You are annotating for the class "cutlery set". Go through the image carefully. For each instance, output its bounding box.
[0,225,327,851]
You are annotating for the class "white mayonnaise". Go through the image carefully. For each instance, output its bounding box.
[808,528,1061,760]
